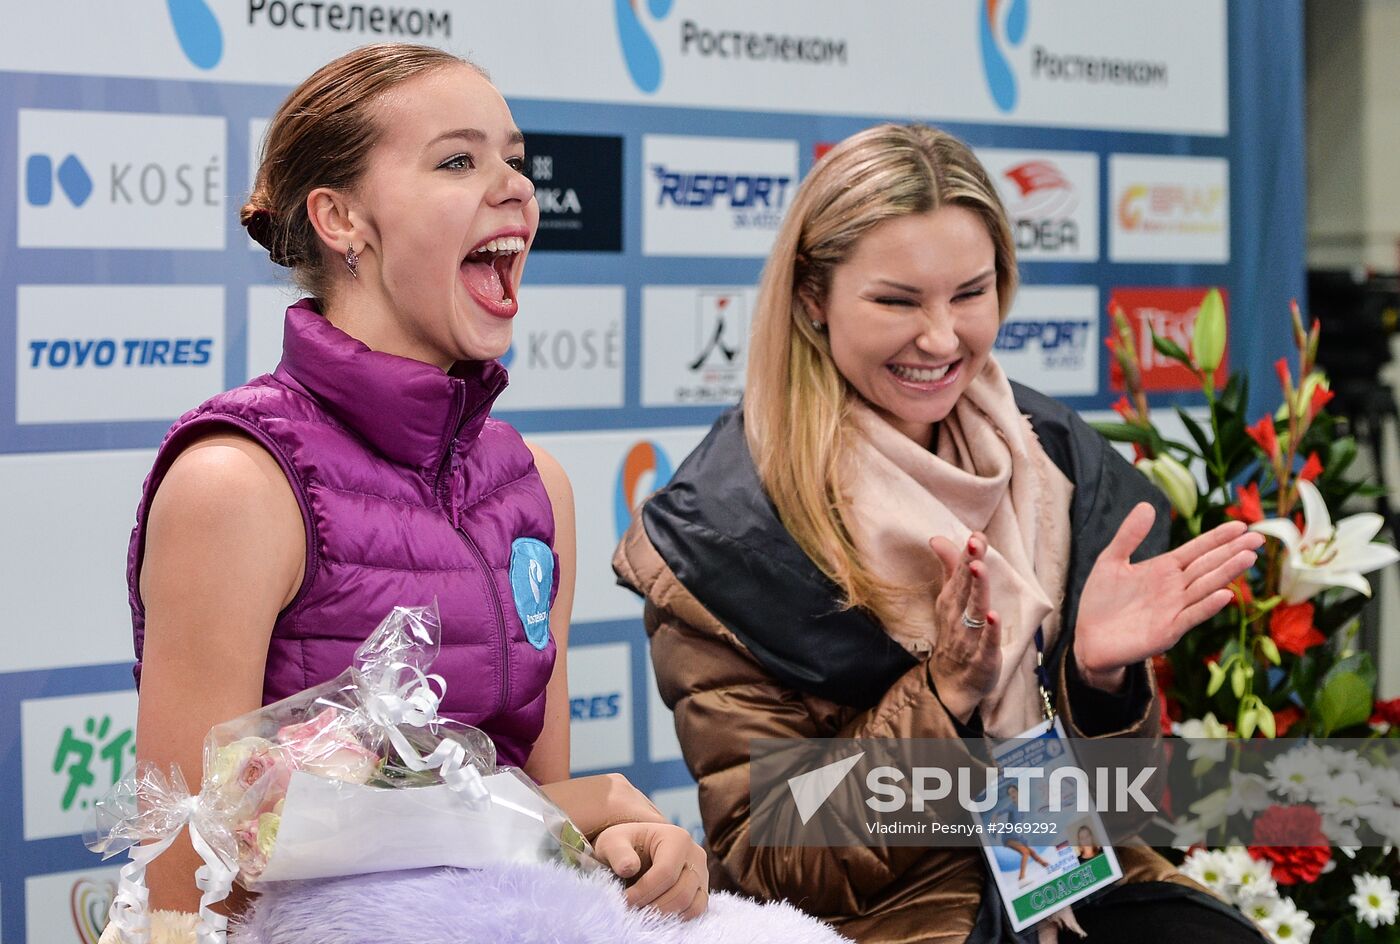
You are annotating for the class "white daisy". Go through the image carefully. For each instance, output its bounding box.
[1227,772,1275,817]
[1258,896,1314,944]
[1180,848,1233,895]
[1239,892,1284,927]
[1349,873,1399,928]
[1266,747,1326,802]
[1224,848,1278,901]
[1317,770,1384,825]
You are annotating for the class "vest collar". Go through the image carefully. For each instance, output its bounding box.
[274,298,507,473]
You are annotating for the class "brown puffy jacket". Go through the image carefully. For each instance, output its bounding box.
[611,397,1243,943]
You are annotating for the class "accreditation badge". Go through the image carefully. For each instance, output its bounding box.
[972,717,1123,932]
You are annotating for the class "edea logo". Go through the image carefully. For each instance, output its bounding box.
[614,441,673,539]
[165,0,224,70]
[615,0,675,93]
[979,0,1029,112]
[25,154,92,207]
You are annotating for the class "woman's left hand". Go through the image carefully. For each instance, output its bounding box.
[593,821,709,920]
[1073,503,1265,691]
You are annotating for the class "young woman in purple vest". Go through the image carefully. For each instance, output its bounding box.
[126,43,707,927]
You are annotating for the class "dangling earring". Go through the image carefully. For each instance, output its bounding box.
[345,243,359,279]
[810,320,825,332]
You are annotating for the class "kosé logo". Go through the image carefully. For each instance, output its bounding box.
[493,286,624,412]
[17,285,226,425]
[19,109,225,249]
[978,149,1098,261]
[643,134,796,256]
[642,286,755,406]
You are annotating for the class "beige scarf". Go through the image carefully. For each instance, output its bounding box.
[838,358,1075,738]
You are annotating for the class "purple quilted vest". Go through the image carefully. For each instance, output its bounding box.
[128,299,557,768]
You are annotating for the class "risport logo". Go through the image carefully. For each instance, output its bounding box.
[615,0,675,93]
[509,537,553,650]
[70,877,116,944]
[979,0,1029,113]
[25,153,93,207]
[165,0,224,70]
[614,441,673,538]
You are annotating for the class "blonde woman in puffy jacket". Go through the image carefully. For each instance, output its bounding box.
[615,124,1268,944]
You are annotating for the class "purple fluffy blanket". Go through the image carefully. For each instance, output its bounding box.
[230,862,851,944]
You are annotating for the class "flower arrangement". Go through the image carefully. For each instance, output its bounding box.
[1095,291,1400,942]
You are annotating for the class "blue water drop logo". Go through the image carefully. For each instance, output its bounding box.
[166,0,224,70]
[615,0,674,94]
[978,0,1029,113]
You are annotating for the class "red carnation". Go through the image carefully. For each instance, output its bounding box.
[1372,697,1400,728]
[1270,603,1325,657]
[1247,416,1280,461]
[1298,452,1323,483]
[1249,805,1331,884]
[1226,482,1264,525]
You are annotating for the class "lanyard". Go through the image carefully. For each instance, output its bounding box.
[1034,627,1055,722]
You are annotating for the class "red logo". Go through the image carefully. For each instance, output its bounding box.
[813,142,836,162]
[1002,160,1075,216]
[1108,287,1229,392]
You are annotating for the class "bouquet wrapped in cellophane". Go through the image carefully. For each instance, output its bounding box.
[86,604,596,944]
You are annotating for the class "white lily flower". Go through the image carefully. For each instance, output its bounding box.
[1251,479,1400,604]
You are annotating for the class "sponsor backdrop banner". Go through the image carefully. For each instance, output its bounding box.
[0,1,1302,938]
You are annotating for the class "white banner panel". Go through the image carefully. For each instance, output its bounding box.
[996,286,1100,396]
[643,135,797,257]
[1109,154,1231,263]
[17,286,226,425]
[651,783,705,844]
[527,426,710,623]
[567,642,633,773]
[0,1,1227,134]
[0,449,156,673]
[641,285,757,406]
[496,286,626,412]
[977,149,1100,262]
[18,109,226,250]
[247,283,303,379]
[22,691,138,841]
[647,658,684,764]
[24,866,122,944]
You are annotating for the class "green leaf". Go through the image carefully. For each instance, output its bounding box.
[1326,436,1359,477]
[1176,408,1214,460]
[1313,670,1373,735]
[1091,421,1156,446]
[1149,326,1193,368]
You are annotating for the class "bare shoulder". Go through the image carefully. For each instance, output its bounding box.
[142,431,304,610]
[525,440,574,509]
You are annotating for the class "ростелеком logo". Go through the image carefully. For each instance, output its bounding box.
[615,0,675,93]
[166,0,224,70]
[979,0,1028,113]
[614,441,673,539]
[509,537,554,651]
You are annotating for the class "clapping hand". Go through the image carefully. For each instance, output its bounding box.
[927,533,1001,724]
[1073,503,1264,691]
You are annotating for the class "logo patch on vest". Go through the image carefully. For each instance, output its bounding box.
[509,537,553,650]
